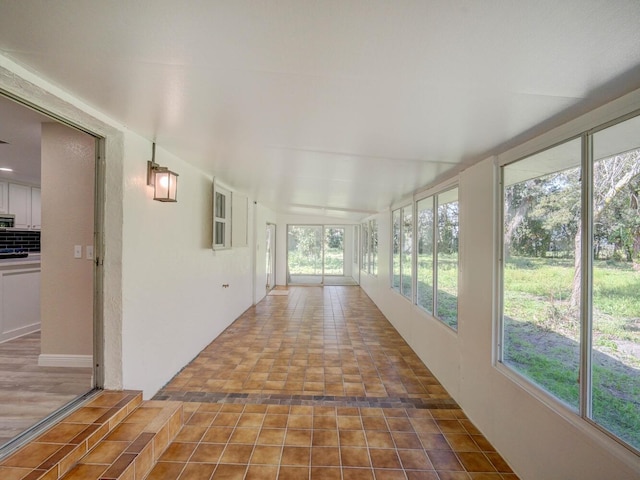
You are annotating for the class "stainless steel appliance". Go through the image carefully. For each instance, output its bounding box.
[0,214,15,228]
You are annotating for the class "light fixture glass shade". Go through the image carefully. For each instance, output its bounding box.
[153,168,178,202]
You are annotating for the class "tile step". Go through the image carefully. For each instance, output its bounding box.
[62,400,183,480]
[0,391,184,480]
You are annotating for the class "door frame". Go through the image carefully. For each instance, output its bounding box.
[265,222,277,292]
[0,89,106,456]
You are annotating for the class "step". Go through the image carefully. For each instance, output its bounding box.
[61,400,183,480]
[0,390,143,480]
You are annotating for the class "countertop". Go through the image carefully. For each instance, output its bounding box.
[0,253,41,268]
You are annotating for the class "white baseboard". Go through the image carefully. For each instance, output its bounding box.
[38,354,93,368]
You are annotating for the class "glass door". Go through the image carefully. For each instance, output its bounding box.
[287,225,323,285]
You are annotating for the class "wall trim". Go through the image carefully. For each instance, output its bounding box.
[38,354,93,368]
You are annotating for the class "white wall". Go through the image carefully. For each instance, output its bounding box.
[120,136,258,397]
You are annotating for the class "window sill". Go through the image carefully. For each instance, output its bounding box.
[494,362,640,465]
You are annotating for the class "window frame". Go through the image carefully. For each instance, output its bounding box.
[390,180,460,331]
[496,111,640,456]
[415,186,459,330]
[213,181,232,250]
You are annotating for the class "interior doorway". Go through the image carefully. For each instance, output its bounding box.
[0,94,100,453]
[287,224,358,286]
[265,223,276,291]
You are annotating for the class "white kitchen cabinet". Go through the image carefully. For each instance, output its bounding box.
[9,183,32,229]
[0,265,41,343]
[0,181,8,214]
[31,188,41,230]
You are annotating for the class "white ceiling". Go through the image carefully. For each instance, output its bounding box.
[1,0,640,218]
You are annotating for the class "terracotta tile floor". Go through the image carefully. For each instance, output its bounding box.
[154,286,519,479]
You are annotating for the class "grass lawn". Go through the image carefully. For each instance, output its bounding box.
[288,249,344,276]
[503,255,640,449]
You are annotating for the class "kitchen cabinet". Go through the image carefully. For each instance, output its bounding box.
[0,260,41,343]
[0,181,8,214]
[9,183,32,229]
[8,183,40,230]
[31,188,41,230]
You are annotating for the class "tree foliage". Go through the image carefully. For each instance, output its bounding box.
[505,149,640,263]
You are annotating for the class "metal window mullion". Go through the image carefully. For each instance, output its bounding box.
[580,133,594,419]
[497,165,505,361]
[390,211,396,290]
[433,196,439,316]
[412,201,417,304]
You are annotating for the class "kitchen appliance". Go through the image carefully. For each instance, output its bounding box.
[0,214,15,228]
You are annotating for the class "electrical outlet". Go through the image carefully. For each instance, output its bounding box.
[86,246,94,260]
[74,245,82,258]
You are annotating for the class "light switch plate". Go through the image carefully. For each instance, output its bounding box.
[74,245,82,258]
[86,246,94,260]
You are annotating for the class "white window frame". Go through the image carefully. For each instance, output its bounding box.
[496,110,640,457]
[213,181,232,250]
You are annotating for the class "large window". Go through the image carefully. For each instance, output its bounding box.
[361,221,369,272]
[392,209,401,290]
[401,206,413,299]
[501,114,640,452]
[436,188,459,327]
[415,189,459,328]
[417,197,434,314]
[361,219,378,275]
[391,205,414,297]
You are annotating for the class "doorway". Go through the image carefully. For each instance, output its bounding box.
[265,223,276,291]
[0,94,101,453]
[287,224,358,286]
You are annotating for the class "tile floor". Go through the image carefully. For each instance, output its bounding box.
[152,286,519,479]
[0,391,143,480]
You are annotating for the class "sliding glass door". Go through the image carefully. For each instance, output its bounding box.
[287,225,357,285]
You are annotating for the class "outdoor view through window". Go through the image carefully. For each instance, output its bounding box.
[502,115,640,452]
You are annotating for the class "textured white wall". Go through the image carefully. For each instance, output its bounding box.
[120,134,257,397]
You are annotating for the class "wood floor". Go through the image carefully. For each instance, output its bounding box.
[0,332,93,446]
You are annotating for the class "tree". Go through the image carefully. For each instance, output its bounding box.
[569,150,640,308]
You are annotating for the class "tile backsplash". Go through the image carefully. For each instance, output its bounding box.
[0,230,40,252]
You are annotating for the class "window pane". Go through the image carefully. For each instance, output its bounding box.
[591,116,640,449]
[401,206,413,299]
[371,220,378,275]
[288,226,323,280]
[502,138,582,411]
[215,221,225,246]
[417,197,434,314]
[215,191,225,218]
[324,227,344,276]
[362,222,369,272]
[436,189,459,328]
[392,210,401,290]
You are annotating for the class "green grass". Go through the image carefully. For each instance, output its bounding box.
[504,255,640,450]
[393,254,459,328]
[288,249,344,275]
